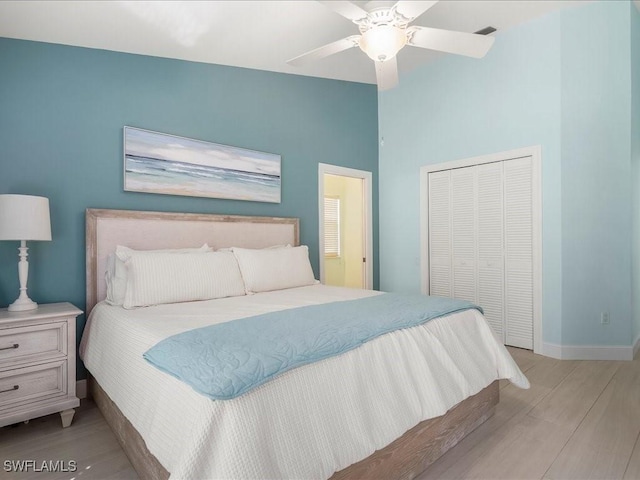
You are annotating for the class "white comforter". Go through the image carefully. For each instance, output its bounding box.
[80,285,528,479]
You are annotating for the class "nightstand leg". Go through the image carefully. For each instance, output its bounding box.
[60,409,75,428]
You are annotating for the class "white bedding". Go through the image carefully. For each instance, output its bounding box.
[80,285,529,479]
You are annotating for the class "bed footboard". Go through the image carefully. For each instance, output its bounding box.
[88,376,169,480]
[89,375,498,480]
[330,381,498,480]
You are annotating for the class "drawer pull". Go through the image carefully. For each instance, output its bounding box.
[0,385,19,394]
[0,343,19,351]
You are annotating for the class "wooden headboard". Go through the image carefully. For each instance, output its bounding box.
[85,209,300,315]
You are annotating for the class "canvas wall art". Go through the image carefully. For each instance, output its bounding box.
[123,127,281,203]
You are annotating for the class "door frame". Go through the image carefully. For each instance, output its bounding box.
[318,163,373,289]
[419,145,542,354]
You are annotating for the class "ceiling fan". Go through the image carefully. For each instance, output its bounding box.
[287,1,496,91]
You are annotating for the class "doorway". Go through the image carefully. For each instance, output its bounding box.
[318,164,373,289]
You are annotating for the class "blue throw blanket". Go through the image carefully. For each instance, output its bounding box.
[143,293,482,400]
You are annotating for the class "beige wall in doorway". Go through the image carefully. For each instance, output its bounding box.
[324,174,364,288]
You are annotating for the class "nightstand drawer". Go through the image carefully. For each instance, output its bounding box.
[0,361,66,409]
[0,322,67,367]
[0,303,81,428]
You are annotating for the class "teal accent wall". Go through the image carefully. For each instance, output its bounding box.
[378,9,564,344]
[560,1,632,346]
[379,1,635,348]
[632,3,640,347]
[0,38,379,379]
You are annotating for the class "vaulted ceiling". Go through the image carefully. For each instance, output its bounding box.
[0,1,594,85]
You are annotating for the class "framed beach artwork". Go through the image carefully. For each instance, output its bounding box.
[123,127,281,203]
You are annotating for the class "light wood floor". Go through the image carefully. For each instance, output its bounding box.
[1,348,639,480]
[0,400,138,479]
[418,347,640,480]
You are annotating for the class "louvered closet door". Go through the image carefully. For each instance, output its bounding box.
[428,171,452,297]
[476,162,505,341]
[451,167,477,303]
[504,157,534,349]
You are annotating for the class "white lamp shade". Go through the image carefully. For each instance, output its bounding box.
[359,25,407,62]
[0,194,52,241]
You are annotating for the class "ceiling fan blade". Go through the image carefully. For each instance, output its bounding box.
[318,1,368,22]
[375,57,399,91]
[407,26,495,58]
[394,1,439,22]
[287,36,360,67]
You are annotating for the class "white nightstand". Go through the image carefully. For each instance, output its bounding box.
[0,302,82,428]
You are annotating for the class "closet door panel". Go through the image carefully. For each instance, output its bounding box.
[504,157,534,349]
[451,167,477,303]
[476,162,505,341]
[427,155,536,350]
[428,171,452,297]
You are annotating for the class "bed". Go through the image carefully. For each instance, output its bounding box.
[80,208,528,480]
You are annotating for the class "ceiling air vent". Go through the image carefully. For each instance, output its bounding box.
[474,26,497,35]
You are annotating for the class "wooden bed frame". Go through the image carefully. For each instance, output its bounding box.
[84,208,499,480]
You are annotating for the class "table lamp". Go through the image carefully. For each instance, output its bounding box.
[0,194,52,311]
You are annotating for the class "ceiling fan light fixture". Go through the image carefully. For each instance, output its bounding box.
[359,25,407,62]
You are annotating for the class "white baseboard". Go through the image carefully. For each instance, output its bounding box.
[634,335,640,360]
[542,342,633,361]
[76,379,87,399]
[540,342,563,359]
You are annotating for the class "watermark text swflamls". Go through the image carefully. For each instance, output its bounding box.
[3,460,78,473]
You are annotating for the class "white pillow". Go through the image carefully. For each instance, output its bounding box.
[232,245,317,293]
[116,249,246,309]
[105,244,212,306]
[216,244,291,253]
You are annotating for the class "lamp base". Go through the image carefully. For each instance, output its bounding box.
[8,297,38,312]
[8,240,39,312]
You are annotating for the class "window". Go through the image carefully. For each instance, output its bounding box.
[324,196,340,257]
